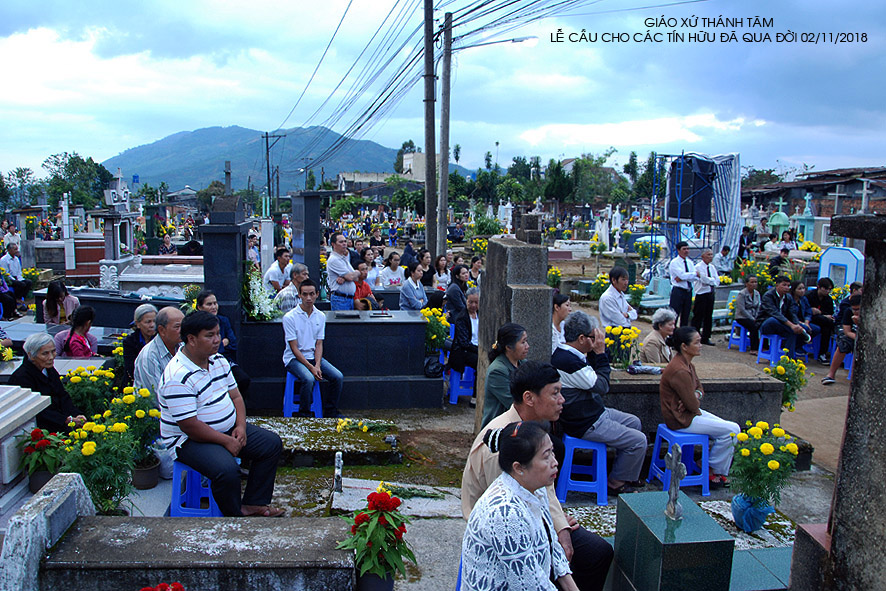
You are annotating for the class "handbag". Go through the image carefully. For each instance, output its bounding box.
[423,355,444,378]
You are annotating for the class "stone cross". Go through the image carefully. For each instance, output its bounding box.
[772,196,788,214]
[826,184,846,216]
[664,444,687,521]
[333,451,343,493]
[854,179,873,214]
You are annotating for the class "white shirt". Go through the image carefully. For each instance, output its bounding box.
[598,284,637,328]
[0,253,23,280]
[282,305,326,365]
[378,266,405,288]
[133,336,178,396]
[263,261,292,293]
[712,252,731,274]
[3,232,20,248]
[668,255,696,290]
[693,261,721,295]
[326,250,356,296]
[470,315,479,347]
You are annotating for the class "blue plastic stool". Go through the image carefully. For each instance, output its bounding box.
[555,435,608,505]
[282,374,323,417]
[647,424,710,497]
[456,555,462,590]
[170,461,223,517]
[448,367,475,404]
[805,334,821,358]
[756,333,785,366]
[727,321,750,352]
[844,352,853,380]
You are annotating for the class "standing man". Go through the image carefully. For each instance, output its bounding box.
[282,279,343,417]
[0,243,32,311]
[349,238,364,268]
[263,247,292,293]
[326,232,359,311]
[736,227,753,260]
[691,249,720,346]
[462,360,614,591]
[134,307,184,397]
[668,241,695,326]
[159,311,284,518]
[756,275,810,358]
[3,225,21,249]
[598,267,637,329]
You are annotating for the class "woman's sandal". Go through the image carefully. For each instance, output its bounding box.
[242,505,286,518]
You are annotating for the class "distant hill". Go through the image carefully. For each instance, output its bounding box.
[102,125,471,193]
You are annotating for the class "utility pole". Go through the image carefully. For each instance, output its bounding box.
[275,166,280,205]
[423,0,438,257]
[438,11,452,256]
[263,131,284,214]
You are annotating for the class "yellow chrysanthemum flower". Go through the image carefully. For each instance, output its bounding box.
[786,443,799,455]
[70,376,82,384]
[149,409,161,418]
[741,448,750,456]
[760,443,775,455]
[93,424,106,434]
[139,388,151,398]
[736,432,748,442]
[748,427,763,438]
[123,387,135,395]
[767,460,780,470]
[122,395,136,404]
[776,366,786,375]
[756,421,769,430]
[771,428,785,438]
[81,444,96,456]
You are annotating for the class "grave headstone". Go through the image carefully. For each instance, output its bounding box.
[817,246,864,287]
[614,256,637,284]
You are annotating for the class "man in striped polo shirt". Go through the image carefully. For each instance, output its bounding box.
[159,311,284,517]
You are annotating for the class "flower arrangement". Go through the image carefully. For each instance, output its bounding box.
[134,226,148,254]
[180,284,202,314]
[730,421,798,507]
[414,223,426,232]
[63,417,136,513]
[588,273,610,300]
[799,240,822,253]
[719,275,733,285]
[23,267,41,281]
[335,417,393,434]
[62,365,116,417]
[108,387,160,465]
[562,229,572,239]
[0,344,14,362]
[810,252,821,263]
[320,252,327,270]
[140,584,185,591]
[734,260,773,293]
[18,428,66,475]
[604,325,642,369]
[829,283,850,304]
[547,267,562,289]
[635,241,661,261]
[472,237,488,255]
[621,229,632,238]
[627,284,646,308]
[25,215,39,234]
[762,351,809,411]
[242,265,282,321]
[155,221,177,239]
[336,483,416,579]
[111,333,126,369]
[420,307,450,353]
[727,298,736,322]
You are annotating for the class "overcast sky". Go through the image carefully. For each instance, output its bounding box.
[1,0,883,182]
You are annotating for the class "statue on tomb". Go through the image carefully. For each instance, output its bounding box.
[664,444,686,521]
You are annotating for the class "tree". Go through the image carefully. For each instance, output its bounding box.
[609,178,632,204]
[623,151,639,186]
[507,156,531,182]
[393,140,420,174]
[0,175,10,208]
[6,167,36,207]
[306,170,316,190]
[41,152,113,208]
[196,180,225,212]
[543,159,572,202]
[495,177,524,204]
[448,171,468,205]
[571,148,618,203]
[453,144,461,165]
[632,152,664,203]
[474,169,500,204]
[329,195,376,220]
[137,183,160,205]
[320,179,336,190]
[235,187,260,213]
[742,167,782,188]
[484,151,493,171]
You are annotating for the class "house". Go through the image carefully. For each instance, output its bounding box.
[336,172,422,202]
[743,167,886,217]
[166,185,198,208]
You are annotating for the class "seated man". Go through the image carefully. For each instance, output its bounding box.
[263,246,292,294]
[822,294,861,385]
[158,311,284,517]
[273,263,309,313]
[551,311,646,496]
[712,245,732,275]
[598,266,637,329]
[462,360,613,591]
[756,275,810,357]
[282,280,343,417]
[0,243,32,311]
[353,261,382,310]
[805,277,835,364]
[134,307,184,398]
[767,247,792,276]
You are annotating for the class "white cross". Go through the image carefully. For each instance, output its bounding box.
[827,184,846,216]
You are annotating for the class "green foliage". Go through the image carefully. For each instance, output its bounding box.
[108,387,160,465]
[632,152,665,203]
[571,148,618,203]
[587,273,610,300]
[305,170,316,190]
[623,151,639,185]
[473,169,500,204]
[42,152,113,209]
[543,159,572,202]
[329,195,376,220]
[452,144,461,164]
[474,215,502,236]
[0,175,10,207]
[337,487,416,578]
[62,420,136,514]
[62,366,118,417]
[507,156,531,181]
[763,355,809,411]
[196,180,225,212]
[18,428,67,475]
[741,167,782,189]
[731,421,798,506]
[6,167,37,208]
[627,283,646,308]
[447,171,468,205]
[137,183,160,205]
[495,177,524,204]
[393,139,419,174]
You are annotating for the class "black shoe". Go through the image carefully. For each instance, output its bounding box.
[817,354,829,364]
[607,483,638,496]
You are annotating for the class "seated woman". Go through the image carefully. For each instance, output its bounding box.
[660,326,740,488]
[433,255,451,290]
[9,333,86,433]
[122,304,157,382]
[417,249,435,287]
[399,261,428,311]
[158,234,177,255]
[43,280,80,327]
[445,264,469,318]
[551,293,571,354]
[449,287,480,376]
[196,290,251,396]
[55,306,97,357]
[360,247,381,287]
[790,281,820,342]
[481,323,529,428]
[378,252,405,288]
[639,307,677,364]
[462,421,577,591]
[0,273,19,321]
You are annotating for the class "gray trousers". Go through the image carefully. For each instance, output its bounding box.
[582,408,647,482]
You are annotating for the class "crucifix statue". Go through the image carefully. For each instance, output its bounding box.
[664,443,687,521]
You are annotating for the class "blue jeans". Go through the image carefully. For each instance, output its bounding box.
[286,358,343,412]
[760,317,799,356]
[330,293,354,311]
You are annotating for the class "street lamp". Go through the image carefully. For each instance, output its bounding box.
[437,16,537,253]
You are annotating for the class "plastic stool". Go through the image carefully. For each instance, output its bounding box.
[170,461,223,517]
[844,351,853,380]
[727,321,750,352]
[282,374,323,417]
[448,367,475,404]
[805,334,821,358]
[456,555,462,590]
[555,435,608,505]
[647,424,710,496]
[756,333,784,366]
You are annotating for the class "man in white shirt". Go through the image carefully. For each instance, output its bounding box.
[0,244,31,311]
[668,241,696,326]
[3,226,21,248]
[326,232,359,311]
[282,279,343,417]
[158,310,283,517]
[273,263,309,313]
[598,266,637,329]
[712,245,732,275]
[263,247,292,293]
[691,249,721,345]
[134,307,184,397]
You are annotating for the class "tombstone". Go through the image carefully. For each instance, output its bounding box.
[795,193,816,243]
[789,213,886,590]
[0,385,51,512]
[515,213,543,245]
[474,237,551,433]
[202,194,250,334]
[259,218,275,276]
[95,169,140,291]
[768,196,790,239]
[614,256,637,285]
[817,246,864,287]
[290,192,322,284]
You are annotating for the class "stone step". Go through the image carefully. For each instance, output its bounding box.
[41,517,355,591]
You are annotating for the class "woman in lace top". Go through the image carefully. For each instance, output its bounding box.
[462,421,577,591]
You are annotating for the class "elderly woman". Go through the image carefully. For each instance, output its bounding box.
[639,308,677,364]
[43,280,80,327]
[55,306,98,357]
[660,326,740,487]
[734,276,761,351]
[9,333,86,433]
[463,421,577,591]
[481,323,529,428]
[122,304,157,382]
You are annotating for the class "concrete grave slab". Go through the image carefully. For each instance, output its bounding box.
[332,478,461,518]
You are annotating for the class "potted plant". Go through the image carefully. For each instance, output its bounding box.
[604,325,642,370]
[337,484,416,590]
[109,387,162,489]
[62,418,136,514]
[18,428,66,493]
[62,365,116,418]
[762,353,810,412]
[729,421,799,532]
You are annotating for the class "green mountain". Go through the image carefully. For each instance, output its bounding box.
[102,125,470,193]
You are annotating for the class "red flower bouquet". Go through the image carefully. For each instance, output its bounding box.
[18,428,66,475]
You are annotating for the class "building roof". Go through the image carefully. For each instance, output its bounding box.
[796,167,886,180]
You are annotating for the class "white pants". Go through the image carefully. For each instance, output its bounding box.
[677,409,740,475]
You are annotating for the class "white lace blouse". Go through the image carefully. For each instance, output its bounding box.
[462,472,571,590]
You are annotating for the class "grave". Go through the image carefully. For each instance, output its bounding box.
[816,246,863,287]
[0,386,51,514]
